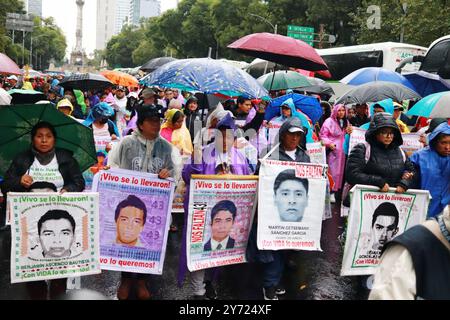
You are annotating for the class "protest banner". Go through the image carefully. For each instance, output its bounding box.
[306,142,326,164]
[348,127,366,155]
[92,168,175,274]
[186,175,258,272]
[340,185,430,276]
[257,160,327,251]
[94,134,111,154]
[9,192,100,283]
[400,133,424,157]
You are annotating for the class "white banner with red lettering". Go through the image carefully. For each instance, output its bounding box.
[341,185,430,276]
[186,175,258,272]
[257,160,327,251]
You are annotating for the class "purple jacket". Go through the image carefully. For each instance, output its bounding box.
[177,142,251,286]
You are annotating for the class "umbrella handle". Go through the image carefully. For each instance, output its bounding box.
[269,64,278,92]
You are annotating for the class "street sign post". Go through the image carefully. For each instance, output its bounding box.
[287,25,315,46]
[6,13,34,32]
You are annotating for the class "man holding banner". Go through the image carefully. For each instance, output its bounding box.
[108,105,180,300]
[179,113,253,300]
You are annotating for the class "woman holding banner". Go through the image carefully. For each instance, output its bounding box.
[2,121,85,299]
[345,112,416,293]
[178,113,252,300]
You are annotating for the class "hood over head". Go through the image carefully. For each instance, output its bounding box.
[365,112,403,147]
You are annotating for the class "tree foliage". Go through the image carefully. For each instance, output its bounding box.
[104,0,450,68]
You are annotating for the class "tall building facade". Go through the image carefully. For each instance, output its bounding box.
[24,0,42,17]
[96,0,116,50]
[129,0,160,26]
[114,0,131,34]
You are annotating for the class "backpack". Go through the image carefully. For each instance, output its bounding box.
[342,142,406,207]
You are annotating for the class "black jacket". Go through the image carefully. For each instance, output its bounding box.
[2,148,85,194]
[184,108,206,143]
[231,106,265,140]
[346,113,415,190]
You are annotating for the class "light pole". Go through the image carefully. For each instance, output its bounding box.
[400,2,408,43]
[30,34,46,69]
[248,13,277,34]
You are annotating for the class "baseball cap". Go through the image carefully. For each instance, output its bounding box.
[288,126,304,133]
[141,88,156,99]
[115,85,125,91]
[393,102,404,111]
[7,75,18,81]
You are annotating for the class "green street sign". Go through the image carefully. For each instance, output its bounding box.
[287,25,314,33]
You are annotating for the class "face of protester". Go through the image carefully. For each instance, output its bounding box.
[165,90,174,100]
[173,115,185,130]
[211,210,234,242]
[393,109,401,120]
[356,104,368,116]
[238,99,252,114]
[348,108,356,118]
[158,91,165,99]
[281,131,302,152]
[33,128,56,154]
[58,106,72,116]
[376,127,395,147]
[336,106,346,119]
[139,117,161,140]
[216,128,235,153]
[371,215,398,251]
[116,206,145,245]
[274,180,308,222]
[187,101,198,112]
[281,106,292,118]
[435,134,450,157]
[173,89,179,98]
[39,219,74,258]
[373,107,385,114]
[115,90,125,99]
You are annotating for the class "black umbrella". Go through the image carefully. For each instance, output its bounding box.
[296,77,335,96]
[59,73,113,91]
[336,81,421,105]
[9,89,47,104]
[140,57,178,73]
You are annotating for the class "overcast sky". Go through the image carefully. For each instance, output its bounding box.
[42,0,178,57]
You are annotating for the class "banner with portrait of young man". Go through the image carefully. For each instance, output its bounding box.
[186,175,258,272]
[92,168,175,274]
[257,160,328,251]
[340,185,430,276]
[8,192,100,283]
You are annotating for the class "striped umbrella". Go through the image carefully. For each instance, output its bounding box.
[406,91,450,118]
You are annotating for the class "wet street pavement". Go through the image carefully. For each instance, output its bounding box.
[0,204,368,300]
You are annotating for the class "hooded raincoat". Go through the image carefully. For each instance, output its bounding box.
[319,104,349,191]
[160,109,193,156]
[410,122,450,218]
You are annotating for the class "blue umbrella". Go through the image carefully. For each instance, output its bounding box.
[265,93,322,124]
[341,67,416,90]
[140,58,269,99]
[403,70,450,97]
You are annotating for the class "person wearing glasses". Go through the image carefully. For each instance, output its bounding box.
[346,112,416,194]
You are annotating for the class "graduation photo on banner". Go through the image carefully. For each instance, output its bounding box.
[9,192,100,283]
[92,168,175,274]
[341,185,430,276]
[257,160,327,251]
[186,175,258,272]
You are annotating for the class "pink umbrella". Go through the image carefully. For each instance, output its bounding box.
[228,32,328,71]
[0,53,21,75]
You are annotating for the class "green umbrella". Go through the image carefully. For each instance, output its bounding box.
[0,103,96,177]
[257,70,312,91]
